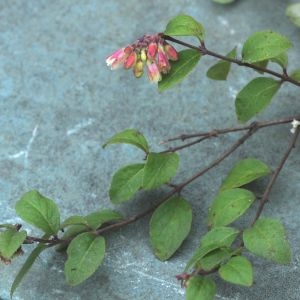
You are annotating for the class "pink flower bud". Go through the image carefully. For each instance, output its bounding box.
[106,47,132,70]
[124,51,137,69]
[164,43,178,61]
[147,42,158,60]
[157,45,170,73]
[147,61,161,83]
[133,60,144,78]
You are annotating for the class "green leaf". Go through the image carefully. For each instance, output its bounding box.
[243,218,291,264]
[219,256,253,286]
[158,49,201,92]
[201,226,240,247]
[109,163,144,203]
[102,129,149,154]
[185,227,239,270]
[0,229,26,259]
[242,30,292,63]
[15,190,60,235]
[208,188,255,227]
[55,225,88,252]
[61,216,88,228]
[186,276,216,300]
[10,235,49,297]
[85,209,123,230]
[199,248,232,271]
[65,232,105,285]
[235,77,281,123]
[253,60,269,74]
[164,14,205,42]
[143,152,179,190]
[291,69,300,81]
[149,196,192,261]
[270,52,288,69]
[221,158,270,190]
[286,3,300,27]
[213,0,236,3]
[206,47,236,80]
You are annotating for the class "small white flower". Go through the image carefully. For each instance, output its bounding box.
[290,119,300,134]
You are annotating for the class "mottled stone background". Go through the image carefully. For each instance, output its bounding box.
[0,1,300,299]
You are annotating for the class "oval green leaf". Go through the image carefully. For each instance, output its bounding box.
[109,163,144,203]
[102,129,149,154]
[243,218,291,264]
[149,196,192,261]
[158,49,201,92]
[199,248,232,271]
[208,188,255,227]
[219,256,253,286]
[15,190,60,235]
[0,229,26,259]
[270,52,288,69]
[65,232,105,285]
[221,158,270,190]
[143,152,179,190]
[213,0,236,3]
[10,234,49,297]
[85,209,123,230]
[206,47,236,80]
[291,69,300,81]
[235,77,281,123]
[61,216,88,228]
[164,14,205,42]
[186,276,216,300]
[242,30,292,63]
[286,3,300,27]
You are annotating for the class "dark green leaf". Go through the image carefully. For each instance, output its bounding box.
[291,69,300,81]
[143,152,179,190]
[253,60,269,74]
[164,14,205,42]
[199,248,232,271]
[242,30,292,63]
[208,188,255,227]
[102,129,149,154]
[243,218,291,264]
[65,232,105,285]
[235,77,281,123]
[219,256,253,286]
[221,158,270,190]
[0,229,26,259]
[85,209,123,230]
[109,163,144,203]
[10,235,49,297]
[15,190,60,235]
[286,3,300,27]
[186,276,216,300]
[158,50,201,92]
[206,47,236,80]
[149,196,192,261]
[61,216,88,228]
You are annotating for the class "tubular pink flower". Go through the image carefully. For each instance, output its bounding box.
[147,42,158,60]
[147,61,161,83]
[157,45,170,74]
[124,51,137,69]
[106,46,132,70]
[164,43,179,61]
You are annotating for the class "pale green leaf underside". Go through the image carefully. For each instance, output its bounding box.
[0,229,26,259]
[286,3,300,27]
[186,276,216,300]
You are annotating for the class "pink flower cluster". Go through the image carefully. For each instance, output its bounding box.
[106,34,178,83]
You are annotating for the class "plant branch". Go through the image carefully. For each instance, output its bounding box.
[162,35,300,86]
[252,126,300,224]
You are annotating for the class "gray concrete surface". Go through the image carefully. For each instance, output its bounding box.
[1,1,300,299]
